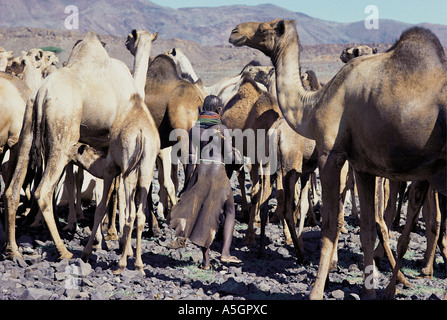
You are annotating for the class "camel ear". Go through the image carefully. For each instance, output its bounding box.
[276,20,286,35]
[153,32,158,41]
[36,50,43,61]
[172,48,177,56]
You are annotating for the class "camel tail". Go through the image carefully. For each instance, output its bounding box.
[122,129,145,178]
[31,90,46,170]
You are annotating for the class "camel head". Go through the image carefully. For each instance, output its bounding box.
[243,65,275,86]
[229,19,298,58]
[0,49,13,72]
[340,45,378,63]
[125,29,158,56]
[26,48,44,68]
[43,51,59,66]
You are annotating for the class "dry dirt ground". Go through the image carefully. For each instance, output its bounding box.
[0,167,446,301]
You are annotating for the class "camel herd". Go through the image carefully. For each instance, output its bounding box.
[0,19,446,300]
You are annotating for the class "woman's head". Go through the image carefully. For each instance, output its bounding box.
[203,95,223,113]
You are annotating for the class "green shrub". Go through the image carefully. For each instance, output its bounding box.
[40,46,64,54]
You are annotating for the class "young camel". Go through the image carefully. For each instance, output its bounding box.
[230,20,446,300]
[3,31,158,261]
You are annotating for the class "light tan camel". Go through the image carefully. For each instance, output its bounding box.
[230,20,446,300]
[0,71,31,183]
[103,29,161,240]
[3,31,158,261]
[74,93,160,274]
[0,48,13,72]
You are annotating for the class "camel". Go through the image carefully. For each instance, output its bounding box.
[3,31,158,261]
[0,71,31,186]
[136,52,205,218]
[229,20,446,300]
[0,48,13,72]
[339,43,446,283]
[340,45,378,63]
[220,75,281,247]
[165,48,271,105]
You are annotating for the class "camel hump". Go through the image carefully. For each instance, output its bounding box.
[387,27,447,71]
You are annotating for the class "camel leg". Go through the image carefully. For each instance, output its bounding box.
[115,171,139,274]
[105,177,119,241]
[81,175,114,260]
[309,153,345,300]
[34,152,74,260]
[421,186,441,278]
[118,175,126,236]
[374,178,407,286]
[438,194,447,272]
[393,182,408,229]
[258,163,272,258]
[246,164,261,245]
[353,171,379,299]
[3,106,34,259]
[64,163,78,230]
[74,167,85,221]
[306,172,320,226]
[237,165,250,221]
[275,170,289,243]
[385,180,429,299]
[285,171,305,261]
[346,165,359,219]
[160,147,178,208]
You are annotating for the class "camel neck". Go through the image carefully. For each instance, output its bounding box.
[271,29,319,139]
[22,65,43,93]
[133,41,152,98]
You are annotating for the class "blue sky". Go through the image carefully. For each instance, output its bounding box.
[150,0,447,25]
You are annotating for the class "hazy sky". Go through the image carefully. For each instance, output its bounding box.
[149,0,447,25]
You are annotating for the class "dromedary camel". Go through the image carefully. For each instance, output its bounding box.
[0,71,31,182]
[339,45,445,283]
[3,31,158,262]
[230,20,446,299]
[137,52,204,219]
[340,45,378,63]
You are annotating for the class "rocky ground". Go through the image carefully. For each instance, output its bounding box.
[0,170,446,301]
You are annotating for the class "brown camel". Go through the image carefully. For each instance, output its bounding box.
[140,54,204,217]
[3,31,157,261]
[339,43,446,283]
[230,20,446,300]
[221,75,281,247]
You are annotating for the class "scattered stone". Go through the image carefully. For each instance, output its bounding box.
[19,287,53,300]
[331,289,345,300]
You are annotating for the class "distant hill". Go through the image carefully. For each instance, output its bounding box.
[0,0,446,46]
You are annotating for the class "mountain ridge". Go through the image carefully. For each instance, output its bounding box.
[0,0,446,46]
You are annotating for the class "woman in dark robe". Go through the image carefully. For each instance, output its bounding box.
[169,95,242,269]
